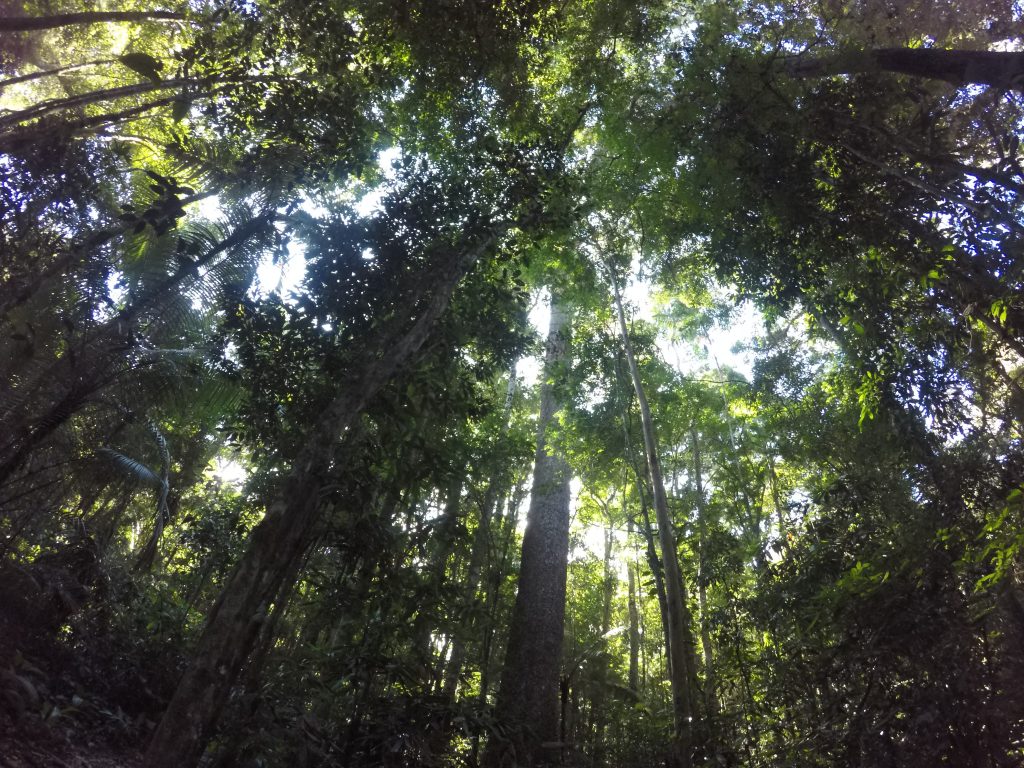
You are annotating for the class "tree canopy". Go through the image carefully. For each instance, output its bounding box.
[1,1,1022,767]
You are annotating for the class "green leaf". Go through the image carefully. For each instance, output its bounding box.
[119,52,164,83]
[97,447,163,487]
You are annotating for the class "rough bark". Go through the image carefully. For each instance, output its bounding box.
[143,226,503,768]
[485,292,572,768]
[0,11,186,32]
[612,279,699,768]
[782,48,1024,92]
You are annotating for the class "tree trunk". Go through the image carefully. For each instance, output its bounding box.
[442,367,518,700]
[783,48,1024,92]
[618,388,672,675]
[472,475,527,765]
[143,226,504,768]
[612,279,699,768]
[0,58,117,90]
[484,291,573,768]
[627,520,640,693]
[0,11,187,32]
[691,429,720,723]
[592,518,615,767]
[0,77,208,129]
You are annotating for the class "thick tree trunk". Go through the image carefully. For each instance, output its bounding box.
[612,280,699,768]
[484,292,573,768]
[0,11,186,32]
[783,48,1024,92]
[143,227,502,768]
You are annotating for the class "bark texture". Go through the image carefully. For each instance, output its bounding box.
[485,292,572,767]
[143,228,502,768]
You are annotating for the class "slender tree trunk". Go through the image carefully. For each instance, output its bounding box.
[0,58,117,89]
[471,476,526,765]
[143,226,504,768]
[637,488,672,671]
[592,518,615,767]
[782,48,1024,92]
[0,11,187,32]
[618,389,673,673]
[691,429,720,724]
[627,521,640,693]
[485,292,573,768]
[442,367,517,700]
[0,77,207,129]
[767,455,788,549]
[612,279,698,768]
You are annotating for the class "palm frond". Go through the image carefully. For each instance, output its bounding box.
[97,446,163,488]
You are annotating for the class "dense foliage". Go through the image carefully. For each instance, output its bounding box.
[1,1,1022,767]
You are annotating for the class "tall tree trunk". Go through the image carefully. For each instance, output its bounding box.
[485,292,573,768]
[618,388,672,673]
[0,77,210,129]
[0,58,117,90]
[592,517,615,767]
[472,475,527,765]
[635,482,672,676]
[0,11,187,32]
[627,519,640,693]
[442,367,518,700]
[691,429,720,724]
[143,226,503,768]
[782,48,1024,92]
[767,455,789,549]
[612,279,699,768]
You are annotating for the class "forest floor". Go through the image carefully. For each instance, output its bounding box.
[0,719,142,768]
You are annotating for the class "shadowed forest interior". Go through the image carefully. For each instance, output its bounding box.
[1,1,1023,766]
